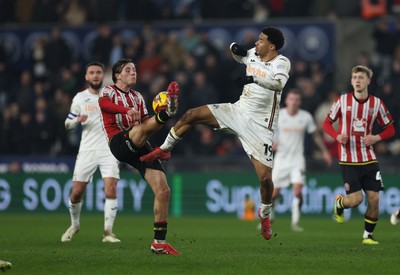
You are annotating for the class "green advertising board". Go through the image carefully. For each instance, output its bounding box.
[1,172,399,217]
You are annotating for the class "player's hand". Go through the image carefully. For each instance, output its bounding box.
[235,76,254,87]
[127,107,140,122]
[336,133,348,144]
[230,43,247,57]
[363,134,380,146]
[77,115,88,123]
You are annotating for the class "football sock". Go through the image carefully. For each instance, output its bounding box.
[160,127,181,151]
[260,203,272,218]
[155,110,171,124]
[69,200,82,228]
[363,215,377,238]
[154,221,168,242]
[104,198,118,233]
[292,196,301,225]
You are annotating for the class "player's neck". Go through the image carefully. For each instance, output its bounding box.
[287,108,298,116]
[353,89,368,100]
[88,87,100,95]
[115,83,131,93]
[260,52,278,62]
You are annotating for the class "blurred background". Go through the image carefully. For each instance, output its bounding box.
[1,0,400,217]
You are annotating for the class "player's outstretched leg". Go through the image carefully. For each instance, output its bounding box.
[0,260,12,272]
[258,209,272,240]
[150,241,180,255]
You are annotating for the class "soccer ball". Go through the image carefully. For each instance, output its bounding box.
[152,91,168,113]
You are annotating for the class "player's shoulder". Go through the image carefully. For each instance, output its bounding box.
[100,85,117,97]
[298,109,313,119]
[73,89,89,100]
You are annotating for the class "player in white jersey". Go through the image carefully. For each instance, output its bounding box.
[141,27,291,241]
[61,62,121,243]
[272,89,332,232]
[323,65,395,244]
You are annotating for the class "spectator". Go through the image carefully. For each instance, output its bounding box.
[44,27,72,72]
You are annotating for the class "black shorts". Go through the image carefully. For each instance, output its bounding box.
[340,162,384,194]
[109,128,165,179]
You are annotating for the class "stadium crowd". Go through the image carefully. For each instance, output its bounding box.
[0,0,400,161]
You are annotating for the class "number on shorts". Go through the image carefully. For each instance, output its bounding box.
[263,143,273,162]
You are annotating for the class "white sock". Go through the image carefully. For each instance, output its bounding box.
[291,197,301,225]
[363,230,372,239]
[69,200,82,228]
[160,127,181,151]
[104,198,118,233]
[260,203,272,218]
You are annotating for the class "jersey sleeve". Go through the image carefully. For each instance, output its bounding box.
[376,98,393,127]
[65,95,81,130]
[327,96,342,122]
[306,111,317,134]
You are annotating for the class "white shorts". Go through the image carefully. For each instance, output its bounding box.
[272,162,305,188]
[73,150,120,182]
[208,103,274,167]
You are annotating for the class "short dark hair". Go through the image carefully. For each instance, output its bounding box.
[112,58,133,83]
[85,61,105,73]
[262,27,285,50]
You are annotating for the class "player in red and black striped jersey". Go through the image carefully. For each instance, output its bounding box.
[323,65,395,244]
[98,58,180,255]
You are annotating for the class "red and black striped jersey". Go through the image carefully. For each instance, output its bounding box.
[99,85,149,141]
[327,92,393,164]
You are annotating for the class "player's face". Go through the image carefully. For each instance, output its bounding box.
[351,71,370,93]
[116,62,137,87]
[285,92,301,111]
[255,33,274,57]
[85,65,104,90]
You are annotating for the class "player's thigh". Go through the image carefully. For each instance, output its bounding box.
[362,163,384,192]
[96,150,120,180]
[340,165,362,195]
[73,151,98,182]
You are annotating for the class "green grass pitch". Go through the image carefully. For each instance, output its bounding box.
[1,213,400,274]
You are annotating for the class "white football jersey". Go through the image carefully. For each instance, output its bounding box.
[273,108,316,167]
[65,89,109,152]
[235,47,291,130]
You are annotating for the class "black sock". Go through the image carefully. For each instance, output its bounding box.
[364,215,377,234]
[154,221,167,241]
[155,110,171,124]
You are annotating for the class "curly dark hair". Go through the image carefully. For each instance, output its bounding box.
[112,58,134,83]
[262,27,285,50]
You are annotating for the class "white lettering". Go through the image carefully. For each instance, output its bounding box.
[128,179,147,212]
[40,178,62,211]
[23,178,39,210]
[0,179,11,210]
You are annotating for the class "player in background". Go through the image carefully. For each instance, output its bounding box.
[390,208,400,225]
[61,61,121,243]
[98,58,180,255]
[271,89,332,232]
[140,27,291,241]
[0,260,12,272]
[323,65,395,244]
